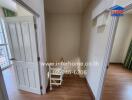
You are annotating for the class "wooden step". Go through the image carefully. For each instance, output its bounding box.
[50,83,61,85]
[51,78,61,80]
[50,73,62,75]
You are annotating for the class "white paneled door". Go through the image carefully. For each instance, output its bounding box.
[4,16,41,94]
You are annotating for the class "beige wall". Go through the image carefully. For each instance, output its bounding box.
[110,14,132,63]
[46,14,82,61]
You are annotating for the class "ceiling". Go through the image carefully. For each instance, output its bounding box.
[45,0,90,14]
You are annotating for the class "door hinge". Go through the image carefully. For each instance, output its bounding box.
[107,65,109,69]
[37,57,40,62]
[34,24,37,29]
[40,85,43,90]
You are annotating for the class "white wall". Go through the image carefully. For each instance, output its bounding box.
[110,14,132,63]
[46,14,81,61]
[16,0,132,98]
[80,0,114,99]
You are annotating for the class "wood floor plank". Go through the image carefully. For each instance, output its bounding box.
[102,64,132,100]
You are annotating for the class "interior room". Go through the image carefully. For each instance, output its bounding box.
[44,0,112,99]
[45,0,111,99]
[44,0,85,84]
[45,0,88,62]
[110,15,132,64]
[0,0,95,100]
[2,0,132,100]
[102,12,132,100]
[44,0,95,99]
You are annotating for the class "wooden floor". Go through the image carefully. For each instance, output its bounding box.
[3,67,93,100]
[102,64,132,100]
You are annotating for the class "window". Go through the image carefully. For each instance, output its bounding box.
[0,18,10,69]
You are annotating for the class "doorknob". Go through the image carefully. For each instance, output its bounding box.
[9,58,16,60]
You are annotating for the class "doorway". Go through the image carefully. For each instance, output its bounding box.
[102,8,132,100]
[0,1,42,100]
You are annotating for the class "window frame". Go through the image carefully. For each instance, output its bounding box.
[0,18,11,70]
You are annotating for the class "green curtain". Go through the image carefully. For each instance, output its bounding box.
[124,39,132,70]
[3,8,16,17]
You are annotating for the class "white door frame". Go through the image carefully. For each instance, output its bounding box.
[98,3,132,100]
[12,0,47,94]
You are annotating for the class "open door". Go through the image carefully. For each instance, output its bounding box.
[4,16,41,94]
[0,67,9,100]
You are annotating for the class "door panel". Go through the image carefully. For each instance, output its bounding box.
[4,16,41,94]
[16,23,25,61]
[21,22,33,62]
[8,23,20,60]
